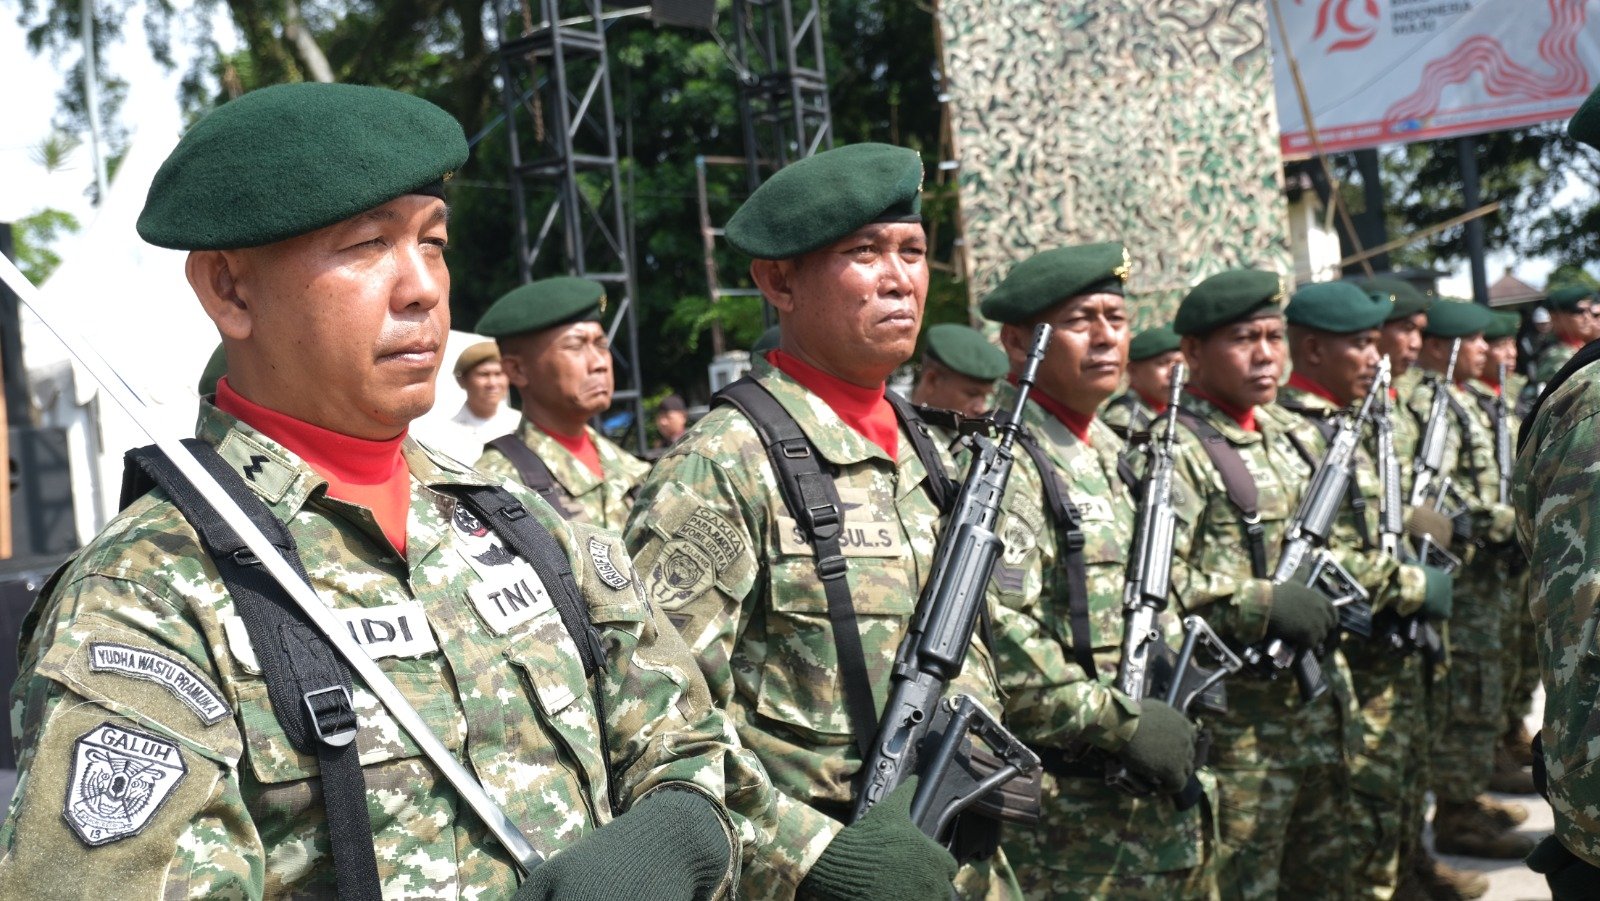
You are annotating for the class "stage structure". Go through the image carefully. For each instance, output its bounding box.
[697,0,835,335]
[494,0,646,451]
[936,0,1293,326]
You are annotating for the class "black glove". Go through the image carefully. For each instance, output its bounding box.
[798,777,959,901]
[1266,581,1337,648]
[1121,699,1199,795]
[514,786,729,901]
[1526,835,1600,901]
[1421,566,1453,622]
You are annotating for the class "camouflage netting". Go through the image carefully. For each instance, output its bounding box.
[937,0,1293,328]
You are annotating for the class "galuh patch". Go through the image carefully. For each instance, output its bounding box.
[64,723,187,846]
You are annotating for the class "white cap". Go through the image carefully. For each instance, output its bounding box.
[1532,307,1552,324]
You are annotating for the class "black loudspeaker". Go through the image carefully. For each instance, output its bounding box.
[10,426,78,559]
[0,558,65,769]
[650,0,716,29]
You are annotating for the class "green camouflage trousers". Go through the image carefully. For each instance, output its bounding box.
[1344,642,1429,895]
[1215,761,1353,901]
[1499,567,1538,731]
[953,852,1022,901]
[1431,558,1505,803]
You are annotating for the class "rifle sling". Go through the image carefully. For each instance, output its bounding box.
[1173,409,1270,579]
[1014,430,1097,680]
[487,433,572,520]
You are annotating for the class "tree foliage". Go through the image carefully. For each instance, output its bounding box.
[11,208,82,283]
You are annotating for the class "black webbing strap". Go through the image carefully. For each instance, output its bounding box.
[714,379,879,760]
[1014,430,1097,680]
[487,434,571,520]
[886,391,956,515]
[1173,409,1269,579]
[1281,410,1375,552]
[1518,337,1600,453]
[124,440,381,901]
[1104,393,1150,439]
[448,483,618,812]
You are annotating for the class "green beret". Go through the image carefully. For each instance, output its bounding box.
[1346,275,1430,321]
[139,83,468,250]
[1483,310,1520,341]
[476,276,607,338]
[1423,299,1493,338]
[978,243,1130,324]
[1128,325,1181,362]
[724,143,923,260]
[923,323,1008,381]
[198,343,226,397]
[1546,284,1595,311]
[1571,84,1600,151]
[1173,269,1286,336]
[1286,281,1391,334]
[752,325,782,355]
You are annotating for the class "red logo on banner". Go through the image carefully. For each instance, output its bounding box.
[1301,0,1379,53]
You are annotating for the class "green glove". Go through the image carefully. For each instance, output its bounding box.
[1526,835,1600,901]
[798,777,958,901]
[514,786,729,901]
[1421,566,1453,621]
[1266,581,1337,648]
[1121,699,1199,794]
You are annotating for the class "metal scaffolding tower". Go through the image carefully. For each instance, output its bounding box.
[495,0,645,451]
[731,0,833,186]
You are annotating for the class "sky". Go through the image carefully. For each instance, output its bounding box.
[0,3,1586,297]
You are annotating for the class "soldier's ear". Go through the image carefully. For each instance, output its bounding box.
[188,250,254,341]
[998,323,1030,371]
[751,259,798,314]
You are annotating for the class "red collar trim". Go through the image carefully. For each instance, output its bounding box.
[1184,385,1257,432]
[537,424,602,478]
[1134,389,1168,416]
[215,378,409,553]
[1287,371,1344,407]
[1565,335,1587,349]
[769,349,899,459]
[1012,377,1092,443]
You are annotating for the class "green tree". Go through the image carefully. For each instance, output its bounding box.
[11,208,82,283]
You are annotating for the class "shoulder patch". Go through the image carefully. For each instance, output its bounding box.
[65,722,187,846]
[86,643,231,726]
[588,535,631,590]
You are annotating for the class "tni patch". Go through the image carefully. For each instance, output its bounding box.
[64,722,186,846]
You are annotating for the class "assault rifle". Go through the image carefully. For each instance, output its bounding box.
[1373,358,1446,666]
[850,324,1048,840]
[1245,359,1386,701]
[1409,338,1461,510]
[1493,361,1513,507]
[1108,362,1242,798]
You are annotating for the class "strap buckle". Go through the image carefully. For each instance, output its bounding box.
[1064,528,1087,553]
[805,502,841,540]
[304,685,359,748]
[816,553,848,581]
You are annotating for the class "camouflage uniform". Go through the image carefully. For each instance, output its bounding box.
[987,382,1217,900]
[1099,390,1155,440]
[0,404,745,898]
[1157,396,1359,901]
[1278,384,1429,896]
[1530,340,1577,388]
[623,358,1015,900]
[1402,372,1516,808]
[475,419,650,530]
[1514,362,1600,869]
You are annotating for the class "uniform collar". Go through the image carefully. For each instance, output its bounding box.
[1183,385,1257,433]
[752,356,910,468]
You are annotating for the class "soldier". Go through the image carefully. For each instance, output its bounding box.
[655,395,690,446]
[1473,310,1540,791]
[473,276,650,529]
[0,82,744,898]
[1157,270,1358,900]
[1515,84,1600,901]
[1405,300,1531,861]
[435,340,520,463]
[1101,324,1181,439]
[979,243,1214,899]
[1529,285,1597,388]
[624,143,1018,900]
[1277,281,1449,899]
[910,322,1009,418]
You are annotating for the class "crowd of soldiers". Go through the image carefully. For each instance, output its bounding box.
[0,78,1597,901]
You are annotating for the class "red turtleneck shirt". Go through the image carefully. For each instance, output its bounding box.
[1185,384,1257,432]
[768,350,900,459]
[216,378,411,554]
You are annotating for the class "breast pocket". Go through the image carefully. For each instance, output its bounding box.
[756,530,917,745]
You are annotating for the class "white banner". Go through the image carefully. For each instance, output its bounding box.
[1271,0,1600,156]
